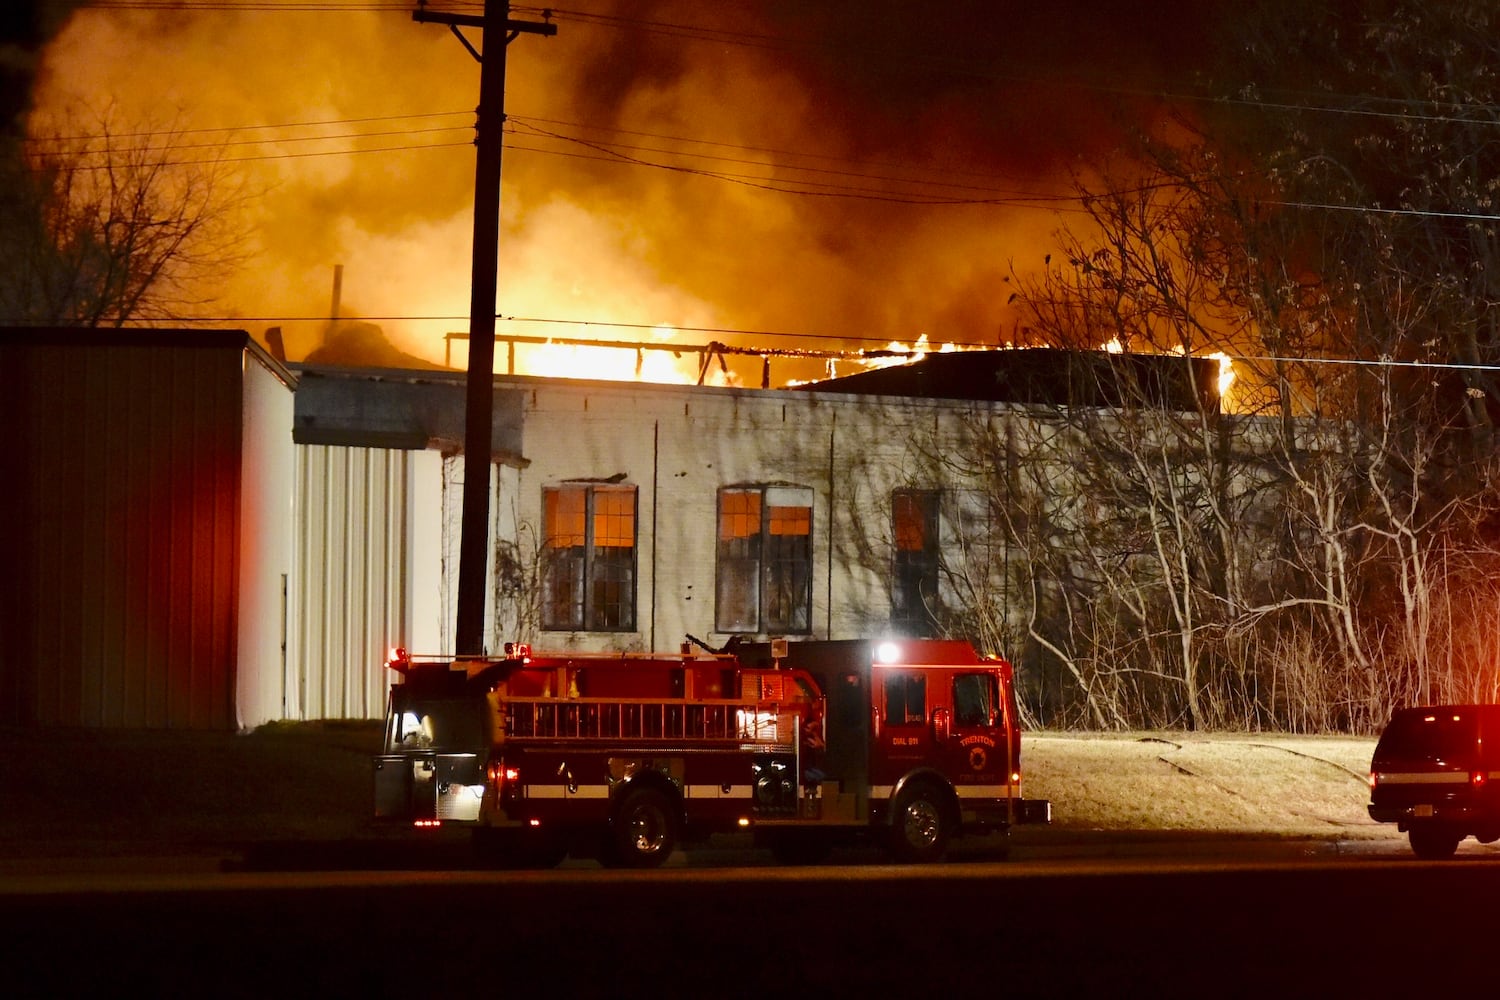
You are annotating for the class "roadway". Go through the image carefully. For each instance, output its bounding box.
[3,835,1495,997]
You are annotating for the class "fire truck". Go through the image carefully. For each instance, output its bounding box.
[373,636,1051,867]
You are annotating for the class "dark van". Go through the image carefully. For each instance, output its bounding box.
[1368,705,1500,859]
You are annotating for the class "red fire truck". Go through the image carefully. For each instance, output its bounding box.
[373,636,1050,866]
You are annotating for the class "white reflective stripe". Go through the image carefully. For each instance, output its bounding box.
[686,785,752,799]
[570,786,611,798]
[869,785,894,798]
[955,785,1010,798]
[526,785,611,799]
[1377,772,1472,784]
[529,784,754,800]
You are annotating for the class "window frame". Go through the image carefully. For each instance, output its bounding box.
[541,482,639,632]
[715,485,814,635]
[891,488,942,637]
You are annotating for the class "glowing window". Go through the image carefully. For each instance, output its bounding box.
[892,489,941,637]
[542,483,637,631]
[716,485,813,635]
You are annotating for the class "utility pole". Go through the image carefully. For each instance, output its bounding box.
[413,0,555,657]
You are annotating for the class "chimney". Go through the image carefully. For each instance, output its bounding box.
[330,264,344,321]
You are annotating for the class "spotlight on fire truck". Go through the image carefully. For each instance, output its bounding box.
[386,647,411,672]
[876,641,901,664]
[504,642,532,662]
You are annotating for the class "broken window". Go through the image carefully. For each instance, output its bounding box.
[542,483,637,631]
[892,489,941,637]
[716,485,813,634]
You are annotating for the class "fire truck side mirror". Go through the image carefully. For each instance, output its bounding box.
[932,707,951,743]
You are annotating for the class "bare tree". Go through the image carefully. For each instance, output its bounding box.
[0,107,247,326]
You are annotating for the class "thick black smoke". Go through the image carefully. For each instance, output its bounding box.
[1,0,81,137]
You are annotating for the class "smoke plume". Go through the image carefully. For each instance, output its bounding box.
[28,1,1229,380]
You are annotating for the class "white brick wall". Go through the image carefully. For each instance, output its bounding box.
[474,376,1017,654]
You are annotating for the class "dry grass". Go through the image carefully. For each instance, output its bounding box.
[1023,731,1397,841]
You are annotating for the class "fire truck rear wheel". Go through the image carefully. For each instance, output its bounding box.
[889,784,951,864]
[608,787,679,868]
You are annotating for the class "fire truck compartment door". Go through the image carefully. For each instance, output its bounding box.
[823,668,870,790]
[374,753,482,820]
[373,754,427,819]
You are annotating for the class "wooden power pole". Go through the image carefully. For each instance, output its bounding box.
[413,1,555,656]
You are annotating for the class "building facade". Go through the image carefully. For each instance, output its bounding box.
[290,365,1048,720]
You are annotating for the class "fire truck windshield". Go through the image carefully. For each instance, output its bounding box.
[386,695,485,753]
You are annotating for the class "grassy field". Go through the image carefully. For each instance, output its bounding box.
[1023,731,1395,842]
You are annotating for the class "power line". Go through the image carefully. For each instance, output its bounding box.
[46,6,1500,220]
[23,110,473,144]
[77,1,1500,130]
[83,2,411,10]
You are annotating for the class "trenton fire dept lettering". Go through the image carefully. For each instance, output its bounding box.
[960,733,996,772]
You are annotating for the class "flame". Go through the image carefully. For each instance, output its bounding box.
[1100,339,1237,405]
[1208,351,1236,397]
[517,339,736,387]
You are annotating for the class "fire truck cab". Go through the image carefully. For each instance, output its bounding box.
[373,637,1049,867]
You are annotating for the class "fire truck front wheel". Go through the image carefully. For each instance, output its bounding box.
[888,783,953,864]
[607,787,680,868]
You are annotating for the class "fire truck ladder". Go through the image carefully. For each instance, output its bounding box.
[502,696,800,749]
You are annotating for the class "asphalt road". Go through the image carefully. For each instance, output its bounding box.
[4,838,1495,998]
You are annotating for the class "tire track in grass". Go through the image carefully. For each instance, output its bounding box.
[1143,738,1358,829]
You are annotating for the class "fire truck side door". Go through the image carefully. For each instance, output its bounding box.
[940,671,1007,787]
[874,669,931,782]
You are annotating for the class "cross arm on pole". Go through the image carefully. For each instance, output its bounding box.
[413,2,558,40]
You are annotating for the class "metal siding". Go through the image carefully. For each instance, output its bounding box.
[235,354,296,729]
[294,444,408,720]
[4,338,242,729]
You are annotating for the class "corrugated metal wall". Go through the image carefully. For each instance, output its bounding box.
[293,444,408,719]
[3,333,246,729]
